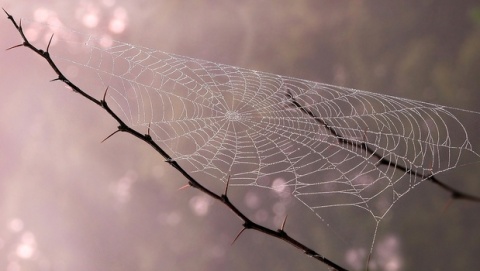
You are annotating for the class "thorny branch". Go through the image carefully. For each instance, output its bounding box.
[285,90,480,203]
[5,10,348,271]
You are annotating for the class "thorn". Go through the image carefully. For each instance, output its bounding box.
[231,227,247,246]
[101,86,109,107]
[361,129,368,142]
[280,215,288,231]
[6,43,24,50]
[165,158,175,165]
[361,130,369,155]
[428,170,435,180]
[285,90,292,99]
[46,33,54,52]
[177,184,191,191]
[145,122,152,140]
[223,175,231,196]
[443,197,453,212]
[18,18,23,31]
[50,75,67,83]
[103,86,109,101]
[3,8,12,19]
[101,129,120,143]
[366,253,372,271]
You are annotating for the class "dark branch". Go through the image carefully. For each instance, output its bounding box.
[285,90,480,203]
[5,10,348,271]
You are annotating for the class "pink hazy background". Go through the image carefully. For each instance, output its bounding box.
[1,1,479,270]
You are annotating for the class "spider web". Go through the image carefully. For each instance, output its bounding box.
[32,22,480,254]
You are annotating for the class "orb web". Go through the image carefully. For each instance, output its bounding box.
[34,22,480,256]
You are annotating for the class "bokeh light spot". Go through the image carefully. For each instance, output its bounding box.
[33,8,51,22]
[244,191,260,209]
[189,195,211,216]
[109,19,126,34]
[8,218,24,232]
[82,13,99,28]
[99,34,114,48]
[109,7,128,34]
[272,178,286,193]
[16,232,36,259]
[102,0,116,7]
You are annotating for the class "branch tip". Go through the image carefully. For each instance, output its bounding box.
[3,8,12,19]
